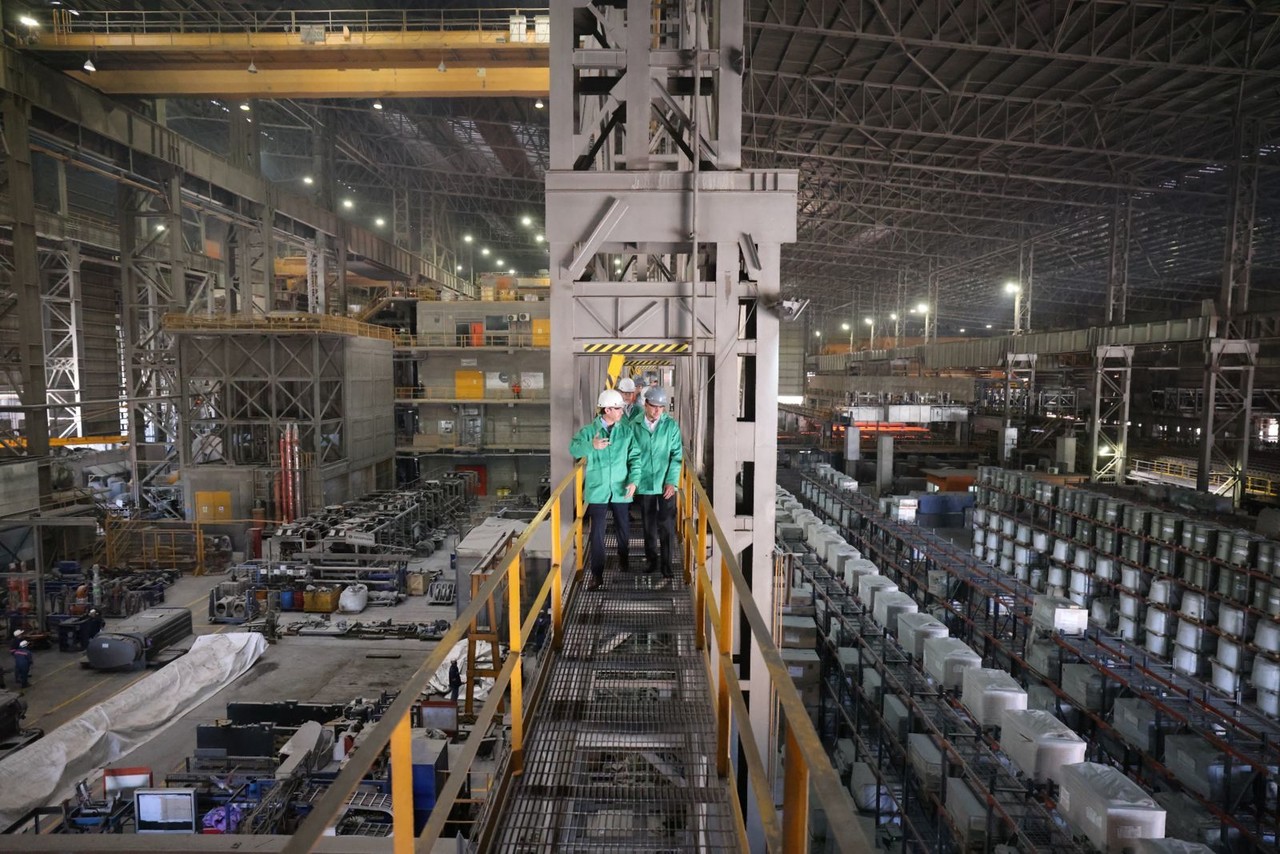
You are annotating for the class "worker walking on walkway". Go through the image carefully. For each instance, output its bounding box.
[570,389,640,590]
[616,377,642,421]
[11,640,32,690]
[630,387,683,578]
[448,659,462,702]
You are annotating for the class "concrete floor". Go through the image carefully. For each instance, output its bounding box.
[10,545,466,811]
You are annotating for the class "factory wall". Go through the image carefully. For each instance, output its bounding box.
[344,336,395,467]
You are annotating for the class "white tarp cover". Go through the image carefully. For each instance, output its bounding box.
[0,631,267,830]
[1058,761,1166,853]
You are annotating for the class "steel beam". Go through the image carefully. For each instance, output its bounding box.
[1090,345,1133,484]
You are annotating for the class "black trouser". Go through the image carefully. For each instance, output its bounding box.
[637,493,677,575]
[587,502,631,580]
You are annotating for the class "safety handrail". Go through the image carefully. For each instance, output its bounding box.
[678,465,868,853]
[48,7,550,37]
[278,459,584,854]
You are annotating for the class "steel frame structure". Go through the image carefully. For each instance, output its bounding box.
[1089,345,1133,485]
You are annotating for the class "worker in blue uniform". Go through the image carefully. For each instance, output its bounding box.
[569,389,640,590]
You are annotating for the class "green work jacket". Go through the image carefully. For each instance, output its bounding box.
[630,413,683,495]
[569,416,640,503]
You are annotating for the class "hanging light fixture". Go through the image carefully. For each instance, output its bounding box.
[437,58,447,73]
[534,97,544,109]
[247,59,258,74]
[82,57,96,73]
[373,99,383,110]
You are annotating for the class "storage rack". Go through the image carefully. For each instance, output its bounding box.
[792,469,1279,850]
[774,541,1082,854]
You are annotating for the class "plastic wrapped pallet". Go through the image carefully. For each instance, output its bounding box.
[849,762,895,814]
[1180,591,1215,623]
[1216,638,1253,672]
[1091,597,1115,628]
[945,776,988,852]
[1112,697,1178,756]
[1026,636,1067,681]
[1117,616,1142,642]
[1057,762,1166,853]
[822,536,849,567]
[873,590,918,631]
[1255,619,1280,653]
[1145,631,1172,658]
[1119,593,1145,620]
[789,586,814,608]
[1172,643,1209,678]
[1175,619,1216,653]
[861,667,884,704]
[923,636,981,690]
[845,559,879,592]
[832,546,861,575]
[1000,709,1086,784]
[1120,565,1148,594]
[907,733,943,795]
[1149,578,1179,607]
[882,694,910,742]
[1217,604,1255,640]
[858,574,898,614]
[1144,606,1174,636]
[897,612,949,660]
[1210,660,1244,694]
[1163,734,1257,804]
[1062,663,1113,712]
[960,667,1027,727]
[1031,594,1088,636]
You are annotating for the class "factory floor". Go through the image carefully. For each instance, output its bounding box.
[8,545,479,850]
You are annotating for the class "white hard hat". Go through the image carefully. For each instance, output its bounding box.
[12,630,22,638]
[19,640,28,648]
[597,389,625,408]
[616,377,637,392]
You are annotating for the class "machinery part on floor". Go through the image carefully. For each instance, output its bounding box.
[338,583,368,613]
[426,579,456,605]
[207,579,261,624]
[84,606,194,671]
[281,617,449,641]
[0,692,41,762]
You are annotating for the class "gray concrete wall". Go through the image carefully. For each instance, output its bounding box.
[0,460,40,516]
[344,336,395,466]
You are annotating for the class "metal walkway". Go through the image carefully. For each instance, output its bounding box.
[487,533,739,852]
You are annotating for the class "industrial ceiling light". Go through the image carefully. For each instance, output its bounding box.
[437,59,447,73]
[239,102,251,111]
[302,176,314,185]
[342,199,354,209]
[247,59,258,74]
[19,15,38,28]
[508,268,516,275]
[535,234,544,243]
[534,97,544,109]
[374,217,385,227]
[521,215,532,227]
[372,99,383,110]
[82,57,95,73]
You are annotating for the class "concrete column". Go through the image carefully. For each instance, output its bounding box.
[877,434,894,495]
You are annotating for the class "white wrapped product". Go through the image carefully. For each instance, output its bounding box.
[849,762,895,814]
[961,667,1028,727]
[897,612,949,660]
[1254,619,1280,653]
[1163,734,1256,803]
[1180,591,1214,622]
[1000,709,1086,784]
[923,636,982,690]
[1144,606,1174,636]
[832,546,861,575]
[858,574,898,614]
[1057,762,1166,853]
[945,776,988,852]
[845,559,879,592]
[822,536,849,567]
[1149,578,1179,606]
[907,733,943,795]
[873,590,918,631]
[1031,594,1088,636]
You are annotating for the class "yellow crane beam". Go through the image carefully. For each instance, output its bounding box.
[37,28,551,97]
[66,66,549,98]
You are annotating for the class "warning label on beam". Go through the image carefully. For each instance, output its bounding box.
[582,343,690,354]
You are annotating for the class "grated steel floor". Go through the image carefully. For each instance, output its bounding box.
[486,529,739,852]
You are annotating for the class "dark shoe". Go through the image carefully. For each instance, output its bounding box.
[662,569,674,579]
[645,560,658,574]
[587,577,602,591]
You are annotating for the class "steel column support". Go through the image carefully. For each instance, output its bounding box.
[1220,112,1259,317]
[1089,345,1133,484]
[1198,337,1257,506]
[4,93,51,496]
[40,242,84,439]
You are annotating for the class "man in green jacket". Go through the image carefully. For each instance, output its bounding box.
[631,387,683,578]
[569,389,640,590]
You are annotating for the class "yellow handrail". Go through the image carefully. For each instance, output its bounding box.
[280,459,586,854]
[679,465,869,853]
[164,312,395,341]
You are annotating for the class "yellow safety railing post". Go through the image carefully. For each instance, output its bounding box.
[715,553,733,778]
[550,496,564,652]
[694,496,707,651]
[390,715,414,854]
[574,464,586,572]
[782,723,811,851]
[508,551,525,776]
